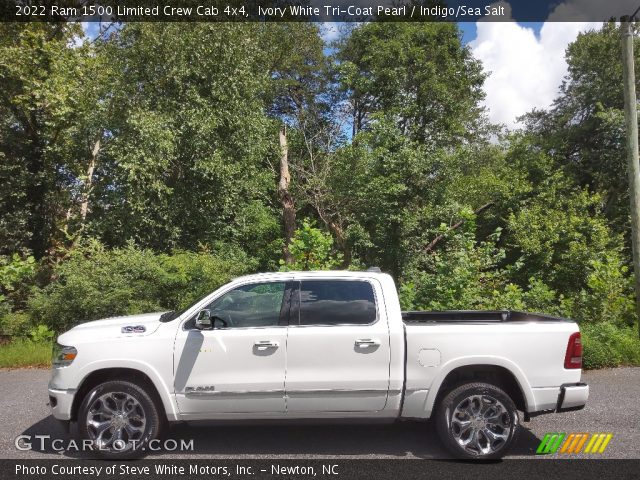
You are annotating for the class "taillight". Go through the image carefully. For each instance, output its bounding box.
[564,332,582,369]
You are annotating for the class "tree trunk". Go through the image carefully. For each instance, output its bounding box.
[328,219,351,267]
[278,125,296,264]
[25,126,48,259]
[79,135,101,226]
[315,206,350,267]
[352,100,358,138]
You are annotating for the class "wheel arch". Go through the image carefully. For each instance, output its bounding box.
[70,367,173,422]
[425,358,534,417]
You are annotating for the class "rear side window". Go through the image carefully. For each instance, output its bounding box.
[297,280,377,326]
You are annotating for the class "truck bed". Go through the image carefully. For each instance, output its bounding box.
[401,310,571,324]
[401,311,582,417]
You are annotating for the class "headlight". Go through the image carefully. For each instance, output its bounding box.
[52,343,77,368]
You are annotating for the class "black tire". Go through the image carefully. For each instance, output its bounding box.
[77,380,164,459]
[435,382,519,460]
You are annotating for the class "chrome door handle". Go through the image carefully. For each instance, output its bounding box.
[355,339,380,348]
[254,340,279,350]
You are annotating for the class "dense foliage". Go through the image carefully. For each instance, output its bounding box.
[1,22,639,367]
[26,240,254,333]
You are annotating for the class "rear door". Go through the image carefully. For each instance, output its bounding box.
[284,278,391,412]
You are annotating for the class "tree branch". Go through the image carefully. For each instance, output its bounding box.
[423,201,495,253]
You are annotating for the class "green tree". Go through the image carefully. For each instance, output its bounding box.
[257,23,339,265]
[523,22,639,232]
[88,24,280,267]
[0,23,94,258]
[320,118,512,278]
[337,22,487,146]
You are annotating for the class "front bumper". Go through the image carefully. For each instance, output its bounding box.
[556,382,589,412]
[47,383,76,421]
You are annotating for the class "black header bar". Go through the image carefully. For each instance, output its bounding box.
[0,0,635,23]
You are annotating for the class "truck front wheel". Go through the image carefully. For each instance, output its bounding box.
[77,380,164,458]
[435,382,519,459]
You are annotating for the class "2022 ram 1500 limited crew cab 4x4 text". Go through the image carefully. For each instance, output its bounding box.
[48,270,588,459]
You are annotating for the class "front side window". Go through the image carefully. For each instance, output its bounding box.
[189,282,286,329]
[297,280,377,326]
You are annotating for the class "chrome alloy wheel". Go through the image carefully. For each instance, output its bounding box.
[450,394,512,456]
[86,392,147,451]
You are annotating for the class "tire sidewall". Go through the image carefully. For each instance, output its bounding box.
[436,382,519,460]
[77,380,161,459]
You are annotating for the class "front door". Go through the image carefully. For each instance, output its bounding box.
[173,281,291,416]
[284,278,391,412]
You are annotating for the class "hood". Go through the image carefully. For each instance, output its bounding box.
[57,312,167,345]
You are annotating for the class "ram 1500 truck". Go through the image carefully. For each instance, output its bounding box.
[48,270,588,459]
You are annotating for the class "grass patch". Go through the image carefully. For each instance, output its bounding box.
[0,340,51,368]
[581,322,640,369]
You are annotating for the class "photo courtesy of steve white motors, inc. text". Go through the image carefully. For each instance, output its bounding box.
[14,463,338,477]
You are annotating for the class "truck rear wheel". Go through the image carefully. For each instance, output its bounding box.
[435,382,519,459]
[77,380,163,459]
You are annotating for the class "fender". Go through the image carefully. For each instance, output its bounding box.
[422,355,536,417]
[76,359,180,421]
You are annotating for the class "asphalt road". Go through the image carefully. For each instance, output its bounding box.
[0,367,638,459]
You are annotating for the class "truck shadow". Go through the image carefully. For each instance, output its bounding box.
[20,416,542,459]
[162,420,543,459]
[19,415,84,458]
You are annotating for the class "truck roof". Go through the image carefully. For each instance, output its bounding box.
[232,270,388,283]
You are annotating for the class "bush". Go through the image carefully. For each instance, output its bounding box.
[280,219,343,271]
[564,253,636,327]
[156,247,256,310]
[581,322,640,369]
[28,240,255,333]
[401,226,510,310]
[0,312,31,336]
[0,253,36,315]
[28,324,54,343]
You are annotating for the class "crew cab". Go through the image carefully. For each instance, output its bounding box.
[48,270,588,459]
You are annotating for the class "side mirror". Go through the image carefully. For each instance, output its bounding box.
[195,309,212,330]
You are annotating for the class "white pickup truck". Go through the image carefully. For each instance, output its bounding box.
[48,270,588,459]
